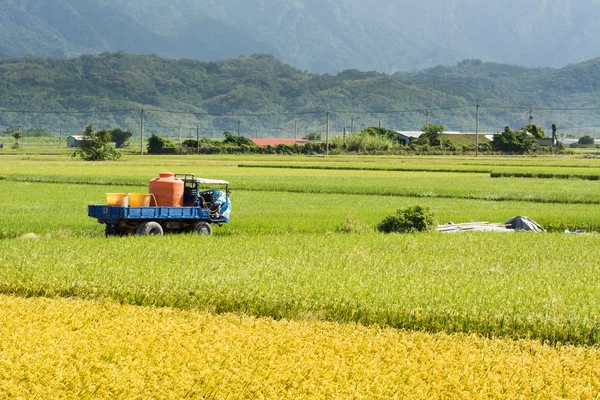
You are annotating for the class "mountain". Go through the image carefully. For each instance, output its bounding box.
[2,0,600,73]
[1,53,600,137]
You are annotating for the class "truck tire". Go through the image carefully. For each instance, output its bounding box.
[105,224,116,237]
[192,221,212,236]
[136,221,164,236]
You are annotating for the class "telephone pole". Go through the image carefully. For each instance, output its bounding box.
[196,125,200,153]
[178,123,181,145]
[140,108,145,155]
[351,117,355,134]
[237,120,241,136]
[59,123,62,148]
[475,103,480,157]
[425,110,430,127]
[294,119,298,140]
[325,111,330,157]
[529,108,533,125]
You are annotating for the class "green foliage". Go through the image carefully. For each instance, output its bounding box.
[578,135,595,146]
[418,124,445,146]
[360,127,398,141]
[110,128,133,148]
[11,131,22,149]
[304,132,322,141]
[377,205,436,233]
[73,125,120,161]
[334,133,397,153]
[491,126,537,154]
[222,132,255,146]
[147,134,175,154]
[0,53,600,135]
[518,124,545,139]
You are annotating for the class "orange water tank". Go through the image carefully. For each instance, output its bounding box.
[149,172,184,207]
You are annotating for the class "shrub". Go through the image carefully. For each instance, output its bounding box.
[377,206,436,233]
[147,134,175,154]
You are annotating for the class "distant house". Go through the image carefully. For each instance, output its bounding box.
[396,131,494,145]
[67,135,85,148]
[536,138,556,147]
[251,139,309,146]
[394,131,422,145]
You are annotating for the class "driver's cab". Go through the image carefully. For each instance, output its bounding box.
[176,174,231,220]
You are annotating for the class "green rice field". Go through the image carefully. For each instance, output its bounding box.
[2,153,600,345]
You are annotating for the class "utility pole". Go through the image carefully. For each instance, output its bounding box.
[378,120,381,129]
[294,119,298,140]
[140,108,145,155]
[237,120,241,136]
[351,117,355,134]
[325,111,330,157]
[196,125,200,154]
[59,123,62,148]
[425,110,430,127]
[529,108,533,125]
[475,103,479,157]
[343,127,346,148]
[178,123,181,145]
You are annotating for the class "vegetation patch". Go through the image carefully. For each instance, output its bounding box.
[377,205,436,233]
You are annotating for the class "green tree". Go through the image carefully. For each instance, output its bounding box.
[147,134,175,154]
[304,132,322,141]
[418,124,444,146]
[360,127,398,140]
[578,135,595,146]
[222,132,255,146]
[74,125,120,161]
[518,124,545,139]
[491,126,536,154]
[110,128,133,148]
[12,131,22,149]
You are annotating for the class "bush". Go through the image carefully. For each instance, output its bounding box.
[377,206,436,233]
[147,134,175,154]
[73,125,120,161]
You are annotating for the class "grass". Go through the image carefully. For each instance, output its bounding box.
[2,233,600,345]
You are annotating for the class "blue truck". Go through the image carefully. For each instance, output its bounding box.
[89,175,231,236]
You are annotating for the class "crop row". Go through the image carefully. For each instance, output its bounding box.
[2,294,599,398]
[2,233,600,345]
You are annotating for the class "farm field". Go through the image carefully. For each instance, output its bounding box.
[2,153,600,396]
[1,295,599,398]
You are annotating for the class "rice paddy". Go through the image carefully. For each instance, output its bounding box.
[2,153,600,397]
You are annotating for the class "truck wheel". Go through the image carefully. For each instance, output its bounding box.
[136,221,164,236]
[192,221,212,236]
[105,224,116,237]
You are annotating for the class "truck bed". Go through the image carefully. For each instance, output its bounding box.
[88,205,229,224]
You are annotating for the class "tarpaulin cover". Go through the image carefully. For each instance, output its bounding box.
[504,216,546,232]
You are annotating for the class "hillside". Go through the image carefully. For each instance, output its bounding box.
[1,53,600,138]
[2,0,600,73]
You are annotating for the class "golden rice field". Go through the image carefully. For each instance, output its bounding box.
[1,294,600,399]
